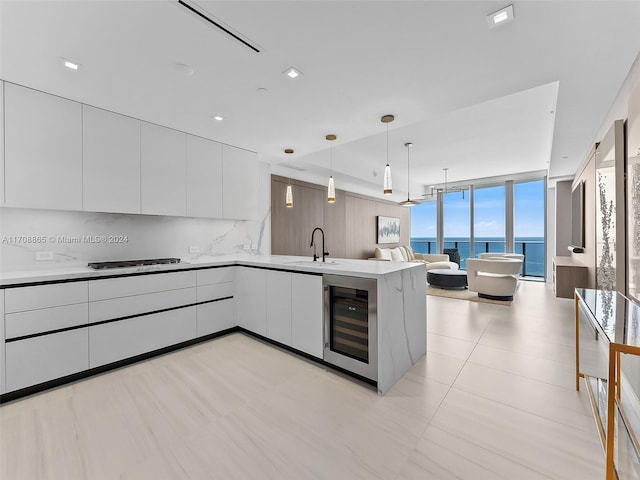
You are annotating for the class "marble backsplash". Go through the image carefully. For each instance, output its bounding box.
[1,166,271,273]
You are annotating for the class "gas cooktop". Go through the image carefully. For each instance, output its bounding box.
[88,258,182,270]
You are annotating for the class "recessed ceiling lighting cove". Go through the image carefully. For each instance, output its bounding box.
[284,67,302,79]
[62,58,80,71]
[487,4,514,28]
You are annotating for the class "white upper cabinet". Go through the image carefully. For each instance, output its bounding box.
[186,134,223,218]
[141,122,187,216]
[222,144,257,220]
[4,83,82,211]
[83,106,141,214]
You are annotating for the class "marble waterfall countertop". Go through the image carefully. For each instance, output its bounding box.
[0,254,424,287]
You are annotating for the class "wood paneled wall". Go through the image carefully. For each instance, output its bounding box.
[271,176,409,259]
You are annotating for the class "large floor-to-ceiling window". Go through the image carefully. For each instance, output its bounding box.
[443,190,470,268]
[410,175,546,279]
[474,184,506,259]
[514,179,545,277]
[410,198,437,254]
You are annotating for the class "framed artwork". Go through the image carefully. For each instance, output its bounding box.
[377,216,400,244]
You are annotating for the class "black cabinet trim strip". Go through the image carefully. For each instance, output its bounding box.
[5,296,234,342]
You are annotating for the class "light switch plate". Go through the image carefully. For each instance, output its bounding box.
[188,246,200,254]
[36,251,54,261]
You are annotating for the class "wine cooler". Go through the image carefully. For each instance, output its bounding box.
[323,274,377,381]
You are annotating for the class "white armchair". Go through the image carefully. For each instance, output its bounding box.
[465,258,523,301]
[478,253,525,261]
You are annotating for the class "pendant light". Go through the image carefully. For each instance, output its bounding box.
[284,148,294,208]
[400,142,417,207]
[326,134,336,203]
[381,114,394,195]
[285,182,293,208]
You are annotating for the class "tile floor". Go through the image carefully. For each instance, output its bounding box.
[0,281,604,479]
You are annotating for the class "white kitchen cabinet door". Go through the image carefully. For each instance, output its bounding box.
[6,303,88,339]
[141,122,186,216]
[5,329,89,392]
[222,145,257,220]
[235,267,266,335]
[89,271,196,301]
[5,281,88,313]
[83,105,141,214]
[4,83,82,210]
[89,287,196,323]
[186,135,223,218]
[291,274,323,358]
[197,299,235,336]
[89,306,196,367]
[266,271,292,346]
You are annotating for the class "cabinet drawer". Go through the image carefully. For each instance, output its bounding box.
[196,267,234,286]
[6,303,88,339]
[197,299,235,336]
[89,306,196,367]
[5,282,88,313]
[89,287,196,323]
[197,282,233,302]
[89,271,196,301]
[5,329,88,392]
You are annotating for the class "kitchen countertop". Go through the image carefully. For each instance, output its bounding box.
[0,254,424,287]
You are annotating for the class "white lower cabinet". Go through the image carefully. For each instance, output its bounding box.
[235,267,323,358]
[291,275,323,358]
[5,329,89,392]
[197,300,234,336]
[89,306,197,367]
[235,268,267,335]
[266,271,292,346]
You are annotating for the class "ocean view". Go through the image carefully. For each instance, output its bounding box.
[410,237,545,277]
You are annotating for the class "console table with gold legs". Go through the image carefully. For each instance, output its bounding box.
[575,288,640,480]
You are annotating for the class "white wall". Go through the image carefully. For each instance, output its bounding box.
[0,163,271,272]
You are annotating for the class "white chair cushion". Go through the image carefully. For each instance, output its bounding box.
[375,247,392,260]
[403,245,416,261]
[390,247,405,262]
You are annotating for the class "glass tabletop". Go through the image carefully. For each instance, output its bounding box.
[576,288,640,348]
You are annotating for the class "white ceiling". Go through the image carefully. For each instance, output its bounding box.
[2,0,639,201]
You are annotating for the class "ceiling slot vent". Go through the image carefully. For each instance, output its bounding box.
[177,0,261,53]
[279,163,306,172]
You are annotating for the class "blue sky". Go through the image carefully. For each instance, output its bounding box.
[410,179,545,238]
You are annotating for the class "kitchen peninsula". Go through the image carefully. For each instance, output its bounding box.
[0,255,426,401]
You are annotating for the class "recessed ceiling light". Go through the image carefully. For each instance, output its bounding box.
[487,4,514,28]
[62,58,80,71]
[212,115,224,121]
[284,148,294,154]
[284,67,302,79]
